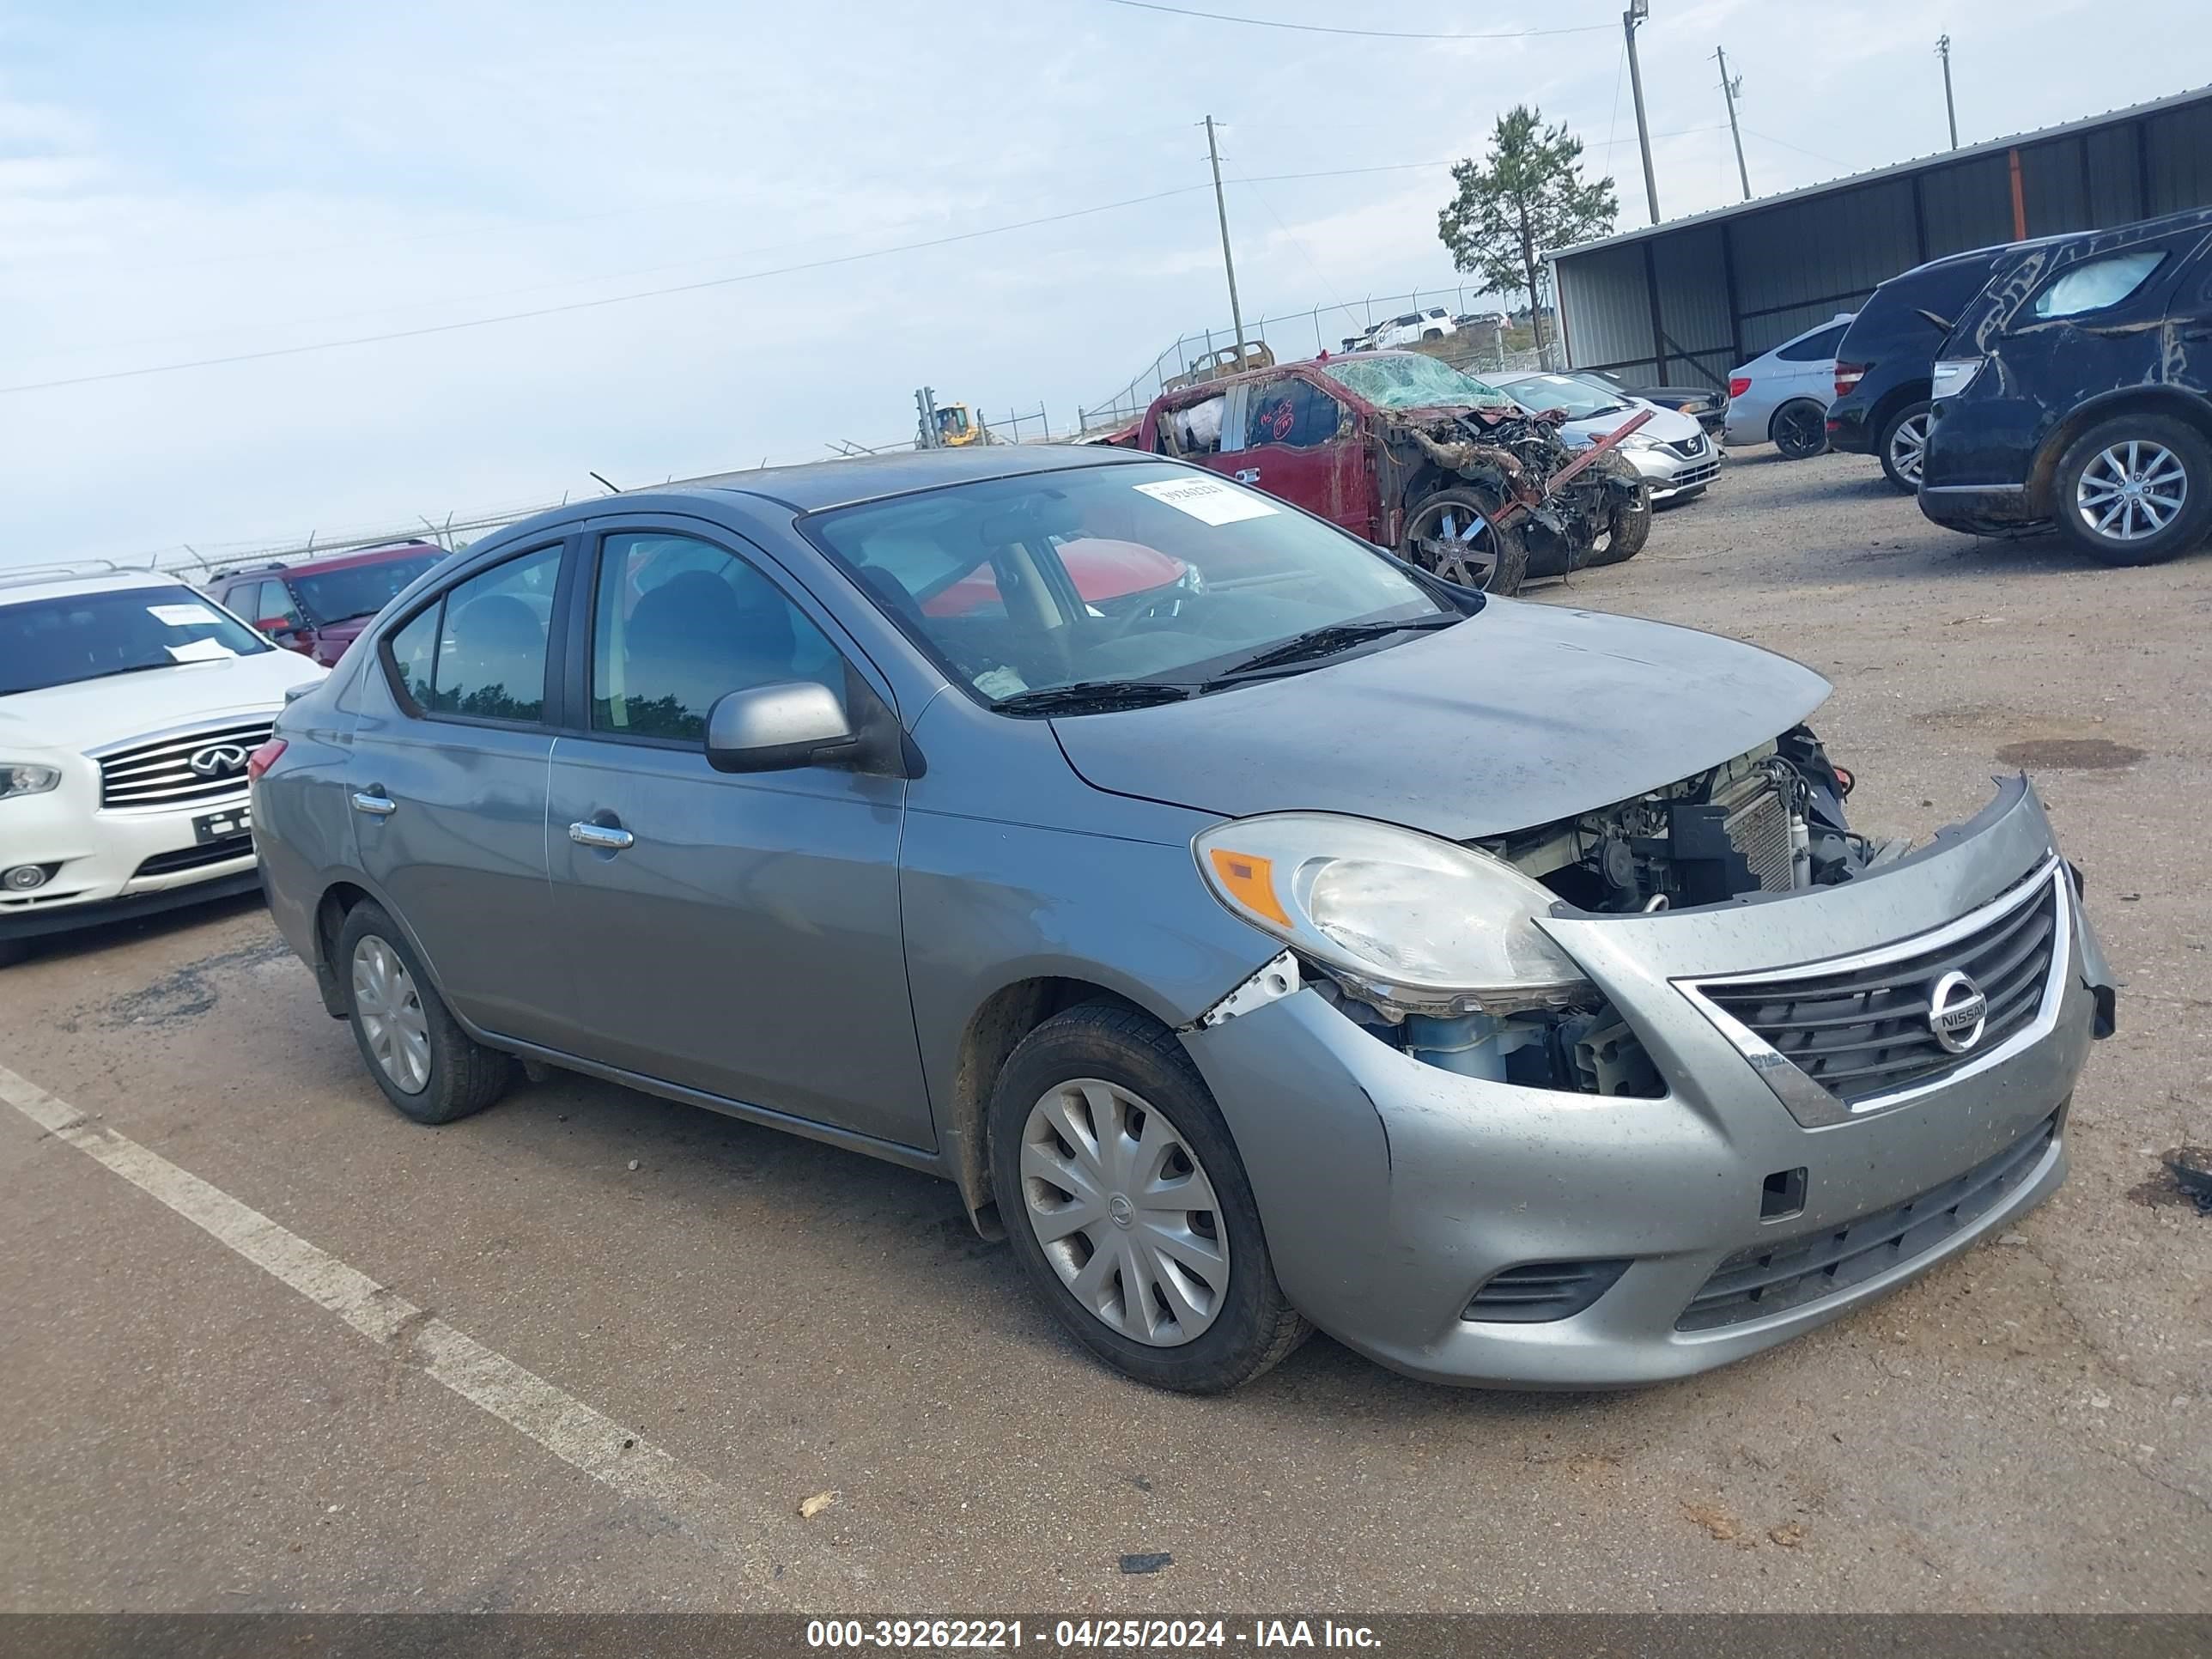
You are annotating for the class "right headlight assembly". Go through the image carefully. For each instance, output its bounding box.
[1193,812,1595,1018]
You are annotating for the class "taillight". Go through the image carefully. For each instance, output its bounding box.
[246,738,287,782]
[1833,362,1867,398]
[1728,376,1751,398]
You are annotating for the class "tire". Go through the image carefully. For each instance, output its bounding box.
[1583,454,1651,566]
[2051,414,2212,567]
[1770,398,1829,460]
[337,901,514,1125]
[1400,487,1530,596]
[988,1002,1310,1394]
[1877,399,1932,492]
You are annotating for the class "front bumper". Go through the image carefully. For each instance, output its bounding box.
[0,762,258,941]
[1185,777,2109,1388]
[1622,442,1722,502]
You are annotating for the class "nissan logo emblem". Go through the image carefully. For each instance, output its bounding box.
[1927,970,1990,1055]
[188,744,250,778]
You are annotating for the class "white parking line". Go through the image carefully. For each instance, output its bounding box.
[0,1059,845,1602]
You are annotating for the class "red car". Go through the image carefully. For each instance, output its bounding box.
[207,542,450,666]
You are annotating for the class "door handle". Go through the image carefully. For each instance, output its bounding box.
[351,790,397,817]
[568,821,635,852]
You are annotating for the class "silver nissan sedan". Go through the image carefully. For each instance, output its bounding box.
[252,446,2115,1394]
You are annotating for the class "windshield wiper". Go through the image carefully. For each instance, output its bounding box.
[991,680,1195,717]
[1205,614,1460,686]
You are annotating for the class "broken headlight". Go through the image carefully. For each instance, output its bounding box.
[1194,812,1594,1018]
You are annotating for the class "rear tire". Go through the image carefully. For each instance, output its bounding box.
[1770,398,1829,460]
[989,1003,1310,1394]
[1400,487,1530,596]
[1878,399,1932,492]
[337,902,514,1125]
[2051,414,2212,567]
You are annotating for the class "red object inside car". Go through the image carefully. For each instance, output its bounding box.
[924,538,1187,617]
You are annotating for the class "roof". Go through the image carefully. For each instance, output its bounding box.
[0,567,183,602]
[665,441,1152,513]
[1542,82,2212,263]
[212,540,445,582]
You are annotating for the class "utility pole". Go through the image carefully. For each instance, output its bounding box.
[1623,2,1660,225]
[1202,115,1248,355]
[1715,46,1750,201]
[1936,35,1959,149]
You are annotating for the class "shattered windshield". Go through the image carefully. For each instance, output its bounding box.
[1318,355,1513,411]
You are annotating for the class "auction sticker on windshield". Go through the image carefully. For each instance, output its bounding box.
[148,603,221,626]
[1133,476,1279,526]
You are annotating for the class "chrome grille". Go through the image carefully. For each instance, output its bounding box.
[1663,434,1709,459]
[97,720,272,811]
[1686,861,2067,1111]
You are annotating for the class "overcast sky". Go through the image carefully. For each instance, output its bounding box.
[3,0,2205,567]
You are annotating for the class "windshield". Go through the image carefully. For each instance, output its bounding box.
[806,461,1449,707]
[289,552,443,625]
[0,583,270,696]
[1494,373,1631,419]
[1318,355,1513,411]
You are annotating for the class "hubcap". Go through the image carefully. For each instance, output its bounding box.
[1776,405,1824,457]
[1407,501,1502,589]
[352,936,431,1095]
[1018,1079,1228,1347]
[1888,412,1929,483]
[2076,440,2186,542]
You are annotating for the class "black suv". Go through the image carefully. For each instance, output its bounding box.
[1919,206,2212,566]
[1827,241,2055,491]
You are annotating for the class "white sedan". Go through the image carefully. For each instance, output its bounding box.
[1491,370,1722,505]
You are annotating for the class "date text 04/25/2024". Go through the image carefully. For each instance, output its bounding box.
[805,1620,1381,1650]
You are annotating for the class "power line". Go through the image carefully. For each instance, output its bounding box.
[1741,126,1848,167]
[1098,0,1612,42]
[0,161,1457,397]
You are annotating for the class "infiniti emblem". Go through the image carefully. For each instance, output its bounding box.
[1927,969,1989,1054]
[188,744,249,778]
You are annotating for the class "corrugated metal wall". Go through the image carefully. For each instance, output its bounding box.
[1556,90,2212,387]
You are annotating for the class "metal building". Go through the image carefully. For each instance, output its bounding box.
[1547,84,2212,390]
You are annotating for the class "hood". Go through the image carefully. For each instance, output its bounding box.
[1050,601,1829,842]
[0,646,325,755]
[1559,401,1704,446]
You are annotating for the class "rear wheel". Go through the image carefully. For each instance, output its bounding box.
[989,1003,1309,1393]
[1400,488,1529,595]
[337,902,514,1125]
[2051,414,2212,567]
[1878,399,1932,491]
[1770,398,1829,460]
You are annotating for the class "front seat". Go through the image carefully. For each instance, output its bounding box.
[621,568,795,738]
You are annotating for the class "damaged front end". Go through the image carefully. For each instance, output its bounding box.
[1191,725,1996,1098]
[1393,403,1650,580]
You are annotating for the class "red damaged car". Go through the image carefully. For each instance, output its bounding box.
[1121,350,1650,596]
[207,542,449,667]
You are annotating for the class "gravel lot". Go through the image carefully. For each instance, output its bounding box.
[3,447,2208,1613]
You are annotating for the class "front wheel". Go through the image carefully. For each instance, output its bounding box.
[337,902,515,1125]
[1878,400,1932,491]
[2051,414,2212,567]
[1770,398,1829,460]
[989,1004,1309,1393]
[1400,487,1529,595]
[1582,455,1651,566]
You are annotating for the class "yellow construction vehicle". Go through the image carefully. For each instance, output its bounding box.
[915,387,989,449]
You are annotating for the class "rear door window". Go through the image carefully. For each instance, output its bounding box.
[385,545,561,724]
[2031,250,2168,319]
[1777,324,1849,362]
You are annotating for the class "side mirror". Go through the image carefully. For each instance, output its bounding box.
[705,682,857,774]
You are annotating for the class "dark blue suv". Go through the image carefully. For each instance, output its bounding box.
[1918,206,2212,566]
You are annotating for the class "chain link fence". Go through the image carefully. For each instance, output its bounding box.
[1075,283,1565,434]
